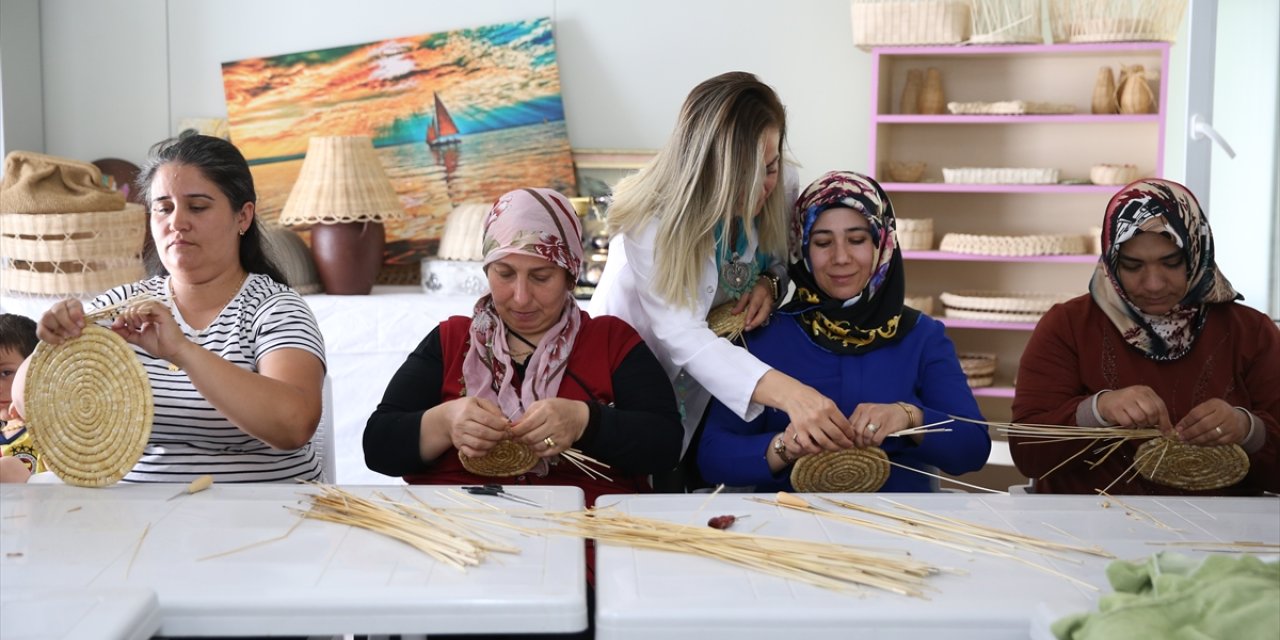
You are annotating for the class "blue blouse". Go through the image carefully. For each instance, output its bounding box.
[697,313,990,492]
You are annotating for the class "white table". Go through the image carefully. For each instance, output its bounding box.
[0,483,587,637]
[593,493,1280,640]
[0,587,161,640]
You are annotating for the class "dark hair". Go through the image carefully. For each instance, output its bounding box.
[0,314,38,358]
[135,132,286,284]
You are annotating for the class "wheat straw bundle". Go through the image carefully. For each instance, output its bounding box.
[1134,439,1249,491]
[26,325,152,487]
[707,301,747,341]
[791,448,890,493]
[458,439,539,477]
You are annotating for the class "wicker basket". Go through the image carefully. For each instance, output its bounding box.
[851,0,971,48]
[940,290,1074,314]
[0,205,146,296]
[896,218,934,251]
[904,295,934,315]
[1050,0,1187,43]
[947,100,1076,115]
[942,167,1060,185]
[939,232,1086,256]
[957,352,997,388]
[969,0,1043,43]
[1087,226,1103,255]
[887,160,927,183]
[1090,163,1139,185]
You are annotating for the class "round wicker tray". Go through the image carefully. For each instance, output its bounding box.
[790,447,890,493]
[940,290,1074,314]
[1090,164,1139,186]
[939,233,1086,256]
[944,308,1045,324]
[1134,439,1249,491]
[896,218,934,251]
[957,352,997,377]
[941,167,1059,185]
[707,301,747,341]
[25,325,153,487]
[459,439,539,477]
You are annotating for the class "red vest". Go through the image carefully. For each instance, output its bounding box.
[404,311,653,505]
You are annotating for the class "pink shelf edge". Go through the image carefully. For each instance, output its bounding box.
[870,42,1171,56]
[875,114,1159,124]
[971,386,1016,398]
[939,318,1039,331]
[879,183,1123,193]
[904,251,1098,263]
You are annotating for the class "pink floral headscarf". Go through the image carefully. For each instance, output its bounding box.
[462,188,584,420]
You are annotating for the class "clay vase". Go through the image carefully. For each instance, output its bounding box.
[310,221,386,295]
[919,68,946,115]
[900,69,923,115]
[1091,66,1119,114]
[1118,65,1156,114]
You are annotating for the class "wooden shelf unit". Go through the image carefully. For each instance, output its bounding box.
[870,42,1171,422]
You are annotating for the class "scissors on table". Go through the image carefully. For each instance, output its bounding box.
[461,484,542,507]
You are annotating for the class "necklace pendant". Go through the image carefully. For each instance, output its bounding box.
[721,255,751,290]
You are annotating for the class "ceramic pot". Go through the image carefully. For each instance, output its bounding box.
[310,221,385,295]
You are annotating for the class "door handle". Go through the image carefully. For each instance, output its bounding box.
[1190,113,1237,159]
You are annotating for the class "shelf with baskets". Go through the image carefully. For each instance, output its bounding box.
[871,42,1170,422]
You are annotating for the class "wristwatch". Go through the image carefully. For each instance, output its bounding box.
[758,271,782,303]
[772,434,795,465]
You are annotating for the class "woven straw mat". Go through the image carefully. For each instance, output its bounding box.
[459,439,539,477]
[707,301,747,341]
[1134,439,1249,491]
[791,448,890,493]
[26,325,153,487]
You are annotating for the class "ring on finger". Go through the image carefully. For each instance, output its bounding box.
[544,436,556,449]
[867,423,878,434]
[792,432,799,443]
[1214,426,1223,436]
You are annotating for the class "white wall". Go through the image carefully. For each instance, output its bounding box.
[0,0,45,158]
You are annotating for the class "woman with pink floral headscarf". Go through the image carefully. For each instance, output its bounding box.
[1012,178,1279,495]
[363,188,681,504]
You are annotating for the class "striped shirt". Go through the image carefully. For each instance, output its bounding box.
[93,273,326,483]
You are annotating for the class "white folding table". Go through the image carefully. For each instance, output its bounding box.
[0,587,161,640]
[0,483,587,637]
[593,492,1280,640]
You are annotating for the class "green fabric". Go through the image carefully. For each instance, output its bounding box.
[1053,553,1280,640]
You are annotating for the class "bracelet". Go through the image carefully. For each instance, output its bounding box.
[758,271,781,303]
[772,434,795,465]
[895,402,917,429]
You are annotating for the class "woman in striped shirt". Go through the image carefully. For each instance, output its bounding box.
[25,133,327,483]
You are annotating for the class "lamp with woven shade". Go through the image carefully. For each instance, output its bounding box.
[279,136,404,295]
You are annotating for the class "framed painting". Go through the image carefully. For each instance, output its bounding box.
[221,17,576,264]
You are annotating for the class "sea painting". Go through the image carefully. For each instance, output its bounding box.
[221,17,576,263]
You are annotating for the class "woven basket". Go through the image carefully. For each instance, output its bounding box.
[0,205,146,296]
[25,325,153,487]
[896,218,934,251]
[939,232,1086,256]
[1090,164,1139,186]
[850,0,971,48]
[707,301,748,341]
[791,447,890,492]
[1087,226,1103,255]
[968,0,1042,43]
[887,161,926,183]
[904,295,934,315]
[1050,0,1186,43]
[940,290,1074,314]
[944,307,1045,324]
[1134,439,1249,491]
[947,100,1076,115]
[458,439,539,477]
[941,167,1060,185]
[957,352,997,388]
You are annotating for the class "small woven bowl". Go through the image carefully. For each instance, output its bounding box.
[957,352,997,377]
[1090,164,1139,185]
[888,161,926,183]
[1134,439,1249,491]
[790,448,890,493]
[458,439,539,477]
[896,218,934,251]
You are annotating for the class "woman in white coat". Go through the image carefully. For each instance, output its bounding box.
[589,72,852,486]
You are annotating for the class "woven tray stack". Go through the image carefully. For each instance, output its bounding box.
[896,218,934,251]
[939,232,1086,257]
[940,290,1074,323]
[956,352,997,388]
[904,295,934,315]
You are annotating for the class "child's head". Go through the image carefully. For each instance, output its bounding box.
[0,314,38,419]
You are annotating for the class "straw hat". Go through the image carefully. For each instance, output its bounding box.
[25,326,153,487]
[791,448,890,492]
[459,439,539,477]
[278,136,405,226]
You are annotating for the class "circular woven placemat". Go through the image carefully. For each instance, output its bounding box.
[939,233,1085,256]
[707,301,746,340]
[1134,439,1249,491]
[944,308,1045,324]
[791,448,890,493]
[26,325,152,487]
[940,290,1073,314]
[458,439,539,477]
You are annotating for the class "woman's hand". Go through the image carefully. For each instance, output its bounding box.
[110,301,192,364]
[439,396,510,458]
[1096,385,1173,434]
[779,384,854,456]
[849,402,919,449]
[510,398,589,458]
[733,278,776,332]
[36,299,87,345]
[1176,399,1248,446]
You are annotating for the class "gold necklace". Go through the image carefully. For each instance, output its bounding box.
[166,273,248,371]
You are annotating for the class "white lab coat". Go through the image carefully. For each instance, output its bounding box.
[588,219,771,454]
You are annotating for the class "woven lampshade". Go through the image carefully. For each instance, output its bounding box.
[278,136,405,225]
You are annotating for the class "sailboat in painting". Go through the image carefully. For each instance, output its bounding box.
[425,92,461,148]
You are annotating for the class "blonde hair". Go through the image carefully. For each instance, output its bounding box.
[607,72,789,309]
